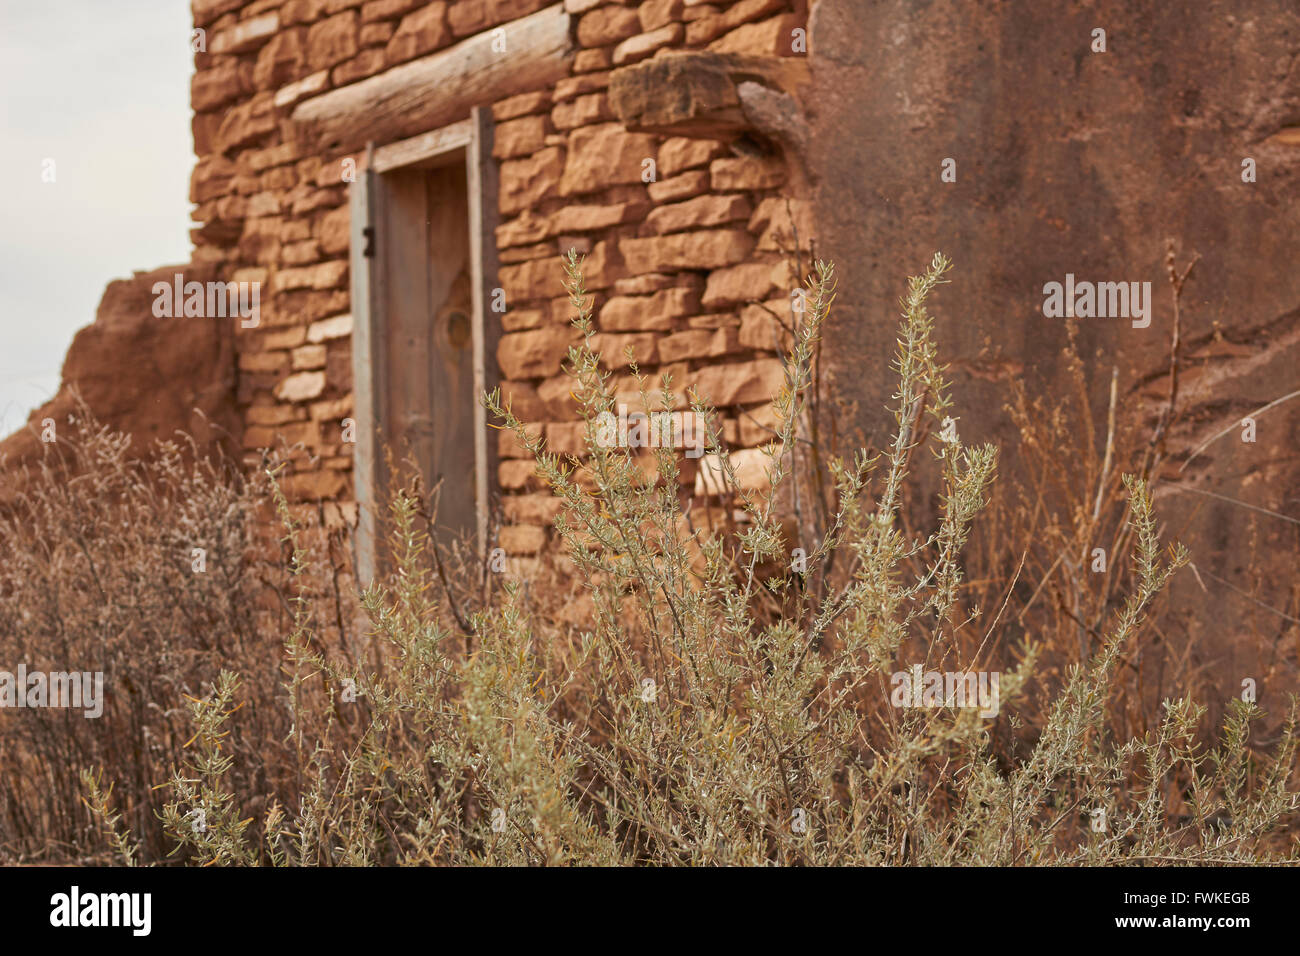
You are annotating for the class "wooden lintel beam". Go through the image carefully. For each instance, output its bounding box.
[292,3,573,154]
[371,119,473,173]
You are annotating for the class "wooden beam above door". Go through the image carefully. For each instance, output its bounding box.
[372,119,473,174]
[290,3,574,155]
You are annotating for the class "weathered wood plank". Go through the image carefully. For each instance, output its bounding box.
[292,3,574,153]
[420,164,477,546]
[381,167,433,488]
[372,119,472,173]
[468,106,501,558]
[349,155,380,584]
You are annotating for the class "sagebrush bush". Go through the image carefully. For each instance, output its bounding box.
[0,412,348,862]
[17,253,1300,865]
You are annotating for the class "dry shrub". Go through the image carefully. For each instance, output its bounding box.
[0,406,348,862]
[19,253,1300,865]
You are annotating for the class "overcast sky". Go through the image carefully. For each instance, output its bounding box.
[0,0,194,436]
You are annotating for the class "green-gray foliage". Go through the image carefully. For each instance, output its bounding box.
[89,253,1299,866]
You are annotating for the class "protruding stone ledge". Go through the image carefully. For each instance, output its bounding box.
[607,50,808,143]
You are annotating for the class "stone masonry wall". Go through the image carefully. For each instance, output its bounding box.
[188,0,813,562]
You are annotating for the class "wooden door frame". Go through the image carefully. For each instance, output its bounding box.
[349,107,500,584]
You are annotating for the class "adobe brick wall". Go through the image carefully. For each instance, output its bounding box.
[187,0,814,561]
[806,0,1300,702]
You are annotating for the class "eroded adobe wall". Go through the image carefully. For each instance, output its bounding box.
[0,263,240,506]
[806,0,1300,691]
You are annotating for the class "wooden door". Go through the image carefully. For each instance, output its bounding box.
[382,163,476,543]
[350,111,499,582]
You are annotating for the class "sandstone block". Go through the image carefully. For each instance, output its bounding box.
[502,306,546,332]
[497,213,551,248]
[260,326,308,351]
[573,48,612,73]
[247,403,305,426]
[500,146,565,216]
[573,239,623,290]
[275,370,327,402]
[619,230,754,273]
[493,115,552,159]
[559,123,658,196]
[577,6,641,46]
[690,357,784,406]
[694,446,772,494]
[281,239,322,266]
[310,396,354,421]
[708,15,795,55]
[281,469,349,500]
[493,90,551,120]
[688,0,784,44]
[554,71,610,102]
[360,21,396,46]
[281,0,330,26]
[613,23,683,66]
[537,374,580,418]
[702,260,778,308]
[710,155,785,190]
[499,257,568,303]
[658,136,727,176]
[274,260,348,292]
[647,169,709,203]
[449,0,550,37]
[273,69,329,108]
[292,344,328,370]
[191,156,238,204]
[215,96,278,153]
[497,326,578,379]
[590,331,658,367]
[255,29,309,90]
[549,201,645,235]
[504,493,565,524]
[498,380,549,422]
[194,0,246,27]
[239,350,290,374]
[333,48,387,85]
[639,0,685,31]
[211,12,279,55]
[501,241,557,264]
[360,0,424,22]
[613,272,701,295]
[599,286,700,331]
[247,192,281,217]
[308,313,353,342]
[647,194,751,234]
[658,326,740,363]
[316,204,351,256]
[500,524,547,554]
[307,10,359,71]
[498,422,542,458]
[738,401,780,445]
[551,92,612,130]
[545,422,588,456]
[386,2,449,63]
[499,459,540,490]
[192,61,248,112]
[243,420,318,450]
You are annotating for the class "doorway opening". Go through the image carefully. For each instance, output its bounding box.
[349,111,499,582]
